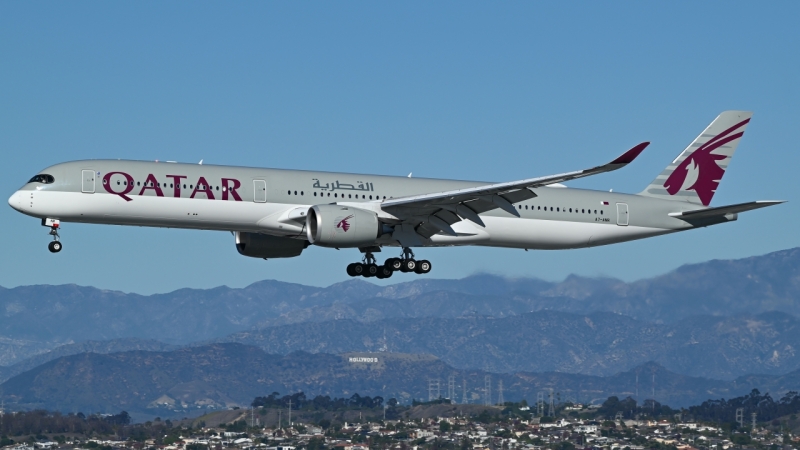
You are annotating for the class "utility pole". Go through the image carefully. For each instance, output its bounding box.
[462,379,468,404]
[288,400,292,427]
[278,410,282,430]
[548,389,555,417]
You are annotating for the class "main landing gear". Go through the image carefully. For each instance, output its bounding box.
[346,247,432,279]
[43,219,62,253]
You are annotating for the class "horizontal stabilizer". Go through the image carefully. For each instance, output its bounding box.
[669,200,785,220]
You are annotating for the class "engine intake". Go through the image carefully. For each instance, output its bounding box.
[306,204,380,248]
[235,232,307,259]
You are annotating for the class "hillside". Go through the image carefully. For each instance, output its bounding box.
[222,311,800,380]
[4,343,800,420]
[3,247,800,379]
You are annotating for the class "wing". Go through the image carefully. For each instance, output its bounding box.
[381,142,649,241]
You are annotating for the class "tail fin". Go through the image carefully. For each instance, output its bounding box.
[640,110,753,206]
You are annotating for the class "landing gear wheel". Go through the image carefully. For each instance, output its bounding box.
[415,259,431,274]
[346,263,358,277]
[364,264,379,278]
[351,263,365,277]
[401,259,416,273]
[376,266,393,279]
[48,241,62,253]
[386,258,403,272]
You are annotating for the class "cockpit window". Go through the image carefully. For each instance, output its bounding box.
[28,174,55,184]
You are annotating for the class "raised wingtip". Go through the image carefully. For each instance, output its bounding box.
[610,142,650,165]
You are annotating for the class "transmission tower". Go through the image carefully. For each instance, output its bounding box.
[537,392,545,417]
[751,412,757,431]
[736,408,744,428]
[448,375,456,403]
[462,379,468,404]
[484,375,492,406]
[428,378,441,401]
[497,379,504,405]
[548,389,555,417]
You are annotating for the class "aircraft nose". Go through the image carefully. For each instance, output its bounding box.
[8,191,22,212]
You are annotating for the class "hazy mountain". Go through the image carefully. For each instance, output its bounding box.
[3,343,799,420]
[0,338,176,383]
[3,247,800,371]
[222,311,800,380]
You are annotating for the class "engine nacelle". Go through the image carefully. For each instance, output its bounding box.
[235,232,308,259]
[306,204,380,248]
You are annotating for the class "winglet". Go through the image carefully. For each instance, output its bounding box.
[610,142,650,165]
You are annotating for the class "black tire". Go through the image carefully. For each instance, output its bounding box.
[48,241,62,253]
[352,263,365,276]
[365,264,379,277]
[415,259,432,274]
[401,259,416,273]
[385,258,402,271]
[346,263,358,277]
[379,266,393,279]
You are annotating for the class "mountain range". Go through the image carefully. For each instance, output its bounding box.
[4,343,800,420]
[3,247,800,418]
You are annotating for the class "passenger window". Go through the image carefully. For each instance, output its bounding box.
[301,191,304,196]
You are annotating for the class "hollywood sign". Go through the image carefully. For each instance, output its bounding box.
[349,357,378,363]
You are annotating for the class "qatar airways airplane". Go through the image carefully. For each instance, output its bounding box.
[7,111,783,279]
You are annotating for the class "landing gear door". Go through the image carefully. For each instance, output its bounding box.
[253,179,267,203]
[81,170,95,193]
[616,203,629,226]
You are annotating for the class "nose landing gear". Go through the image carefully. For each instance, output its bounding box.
[42,218,62,253]
[345,247,431,278]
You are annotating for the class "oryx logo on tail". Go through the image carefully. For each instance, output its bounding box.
[663,118,749,206]
[640,111,753,206]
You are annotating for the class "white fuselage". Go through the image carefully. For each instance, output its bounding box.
[8,159,705,252]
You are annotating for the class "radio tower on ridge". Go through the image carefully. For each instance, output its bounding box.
[497,379,504,405]
[484,375,492,406]
[448,375,455,403]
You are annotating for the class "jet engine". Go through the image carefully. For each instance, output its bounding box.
[234,232,308,259]
[306,204,380,247]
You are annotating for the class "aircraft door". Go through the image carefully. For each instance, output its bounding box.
[253,179,267,203]
[616,203,628,226]
[81,170,95,193]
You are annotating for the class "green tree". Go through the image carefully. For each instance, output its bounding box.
[439,421,451,433]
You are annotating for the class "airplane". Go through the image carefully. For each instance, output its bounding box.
[7,110,784,279]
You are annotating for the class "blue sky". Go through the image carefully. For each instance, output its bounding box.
[1,2,797,294]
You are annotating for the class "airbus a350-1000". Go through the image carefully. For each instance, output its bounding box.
[7,111,784,278]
